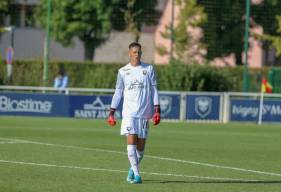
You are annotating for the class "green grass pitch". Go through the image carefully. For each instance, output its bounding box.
[0,116,281,192]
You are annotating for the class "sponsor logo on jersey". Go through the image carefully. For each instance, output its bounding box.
[195,97,212,118]
[128,80,144,90]
[74,97,121,118]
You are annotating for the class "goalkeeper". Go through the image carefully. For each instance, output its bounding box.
[107,42,160,184]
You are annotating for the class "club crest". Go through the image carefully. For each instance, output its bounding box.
[159,96,172,116]
[143,70,147,75]
[195,97,212,118]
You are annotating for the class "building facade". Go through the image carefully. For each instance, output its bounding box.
[0,0,275,68]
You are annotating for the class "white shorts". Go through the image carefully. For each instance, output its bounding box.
[121,118,149,139]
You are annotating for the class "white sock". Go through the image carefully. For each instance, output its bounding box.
[136,150,144,165]
[127,145,139,176]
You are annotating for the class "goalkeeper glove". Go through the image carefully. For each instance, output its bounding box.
[152,105,161,126]
[107,108,116,126]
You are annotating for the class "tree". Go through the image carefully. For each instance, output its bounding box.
[0,0,9,26]
[36,0,121,61]
[0,0,9,38]
[157,0,207,63]
[111,0,159,42]
[0,0,8,13]
[252,0,281,65]
[198,0,245,65]
[252,0,281,36]
[253,16,281,57]
[198,0,281,65]
[173,0,206,61]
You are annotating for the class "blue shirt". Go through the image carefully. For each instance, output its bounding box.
[54,75,68,88]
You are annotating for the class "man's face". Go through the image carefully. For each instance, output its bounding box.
[129,46,142,63]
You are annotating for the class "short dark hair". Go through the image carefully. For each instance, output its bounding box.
[58,66,65,76]
[129,42,141,49]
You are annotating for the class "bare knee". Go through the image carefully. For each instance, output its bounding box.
[127,134,138,145]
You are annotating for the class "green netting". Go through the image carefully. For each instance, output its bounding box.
[248,72,262,92]
[269,68,281,93]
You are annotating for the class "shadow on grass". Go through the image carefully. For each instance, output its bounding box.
[143,179,281,184]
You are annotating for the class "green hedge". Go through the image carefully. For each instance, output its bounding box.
[156,63,239,91]
[0,60,122,88]
[0,60,268,92]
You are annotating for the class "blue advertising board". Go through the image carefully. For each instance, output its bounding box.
[69,94,180,119]
[0,92,181,120]
[230,99,281,122]
[186,95,220,120]
[159,94,180,119]
[2,92,281,123]
[69,95,122,119]
[0,93,69,117]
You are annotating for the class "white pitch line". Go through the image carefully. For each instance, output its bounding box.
[0,141,26,144]
[0,159,265,182]
[144,155,281,177]
[0,137,125,155]
[1,137,281,177]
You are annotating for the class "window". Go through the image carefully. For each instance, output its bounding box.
[25,5,36,27]
[9,4,21,27]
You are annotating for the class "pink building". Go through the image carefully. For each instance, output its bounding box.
[154,0,264,68]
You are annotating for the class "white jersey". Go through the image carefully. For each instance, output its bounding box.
[111,62,159,119]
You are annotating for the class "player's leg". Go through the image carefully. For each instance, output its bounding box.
[121,118,142,183]
[136,138,146,165]
[128,118,149,183]
[127,134,141,183]
[136,118,149,165]
[126,138,145,183]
